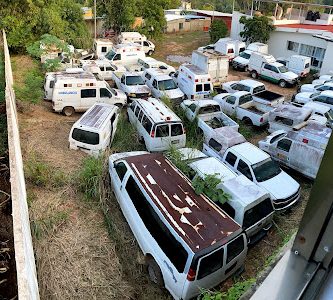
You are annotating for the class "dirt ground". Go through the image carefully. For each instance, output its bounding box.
[13,31,314,299]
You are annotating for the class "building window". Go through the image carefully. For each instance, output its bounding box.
[287,41,299,52]
[299,44,326,68]
[179,23,184,30]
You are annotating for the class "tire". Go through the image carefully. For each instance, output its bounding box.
[243,117,253,126]
[232,64,238,70]
[251,71,258,79]
[279,80,287,88]
[147,257,164,287]
[148,50,153,56]
[62,106,75,116]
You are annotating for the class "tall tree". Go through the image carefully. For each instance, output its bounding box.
[240,15,275,44]
[210,19,228,43]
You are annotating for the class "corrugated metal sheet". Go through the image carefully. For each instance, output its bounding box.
[124,153,241,252]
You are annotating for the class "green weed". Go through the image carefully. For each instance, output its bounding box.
[14,67,44,104]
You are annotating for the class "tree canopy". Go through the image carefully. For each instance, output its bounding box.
[240,15,275,44]
[210,19,228,43]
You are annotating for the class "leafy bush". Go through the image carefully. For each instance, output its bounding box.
[78,156,104,201]
[43,58,62,72]
[14,69,44,104]
[240,15,275,44]
[210,19,228,43]
[192,174,230,204]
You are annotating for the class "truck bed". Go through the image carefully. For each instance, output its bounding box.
[198,112,239,132]
[240,102,266,115]
[253,90,284,104]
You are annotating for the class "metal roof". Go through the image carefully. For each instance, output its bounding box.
[123,153,241,252]
[180,64,209,76]
[77,103,116,129]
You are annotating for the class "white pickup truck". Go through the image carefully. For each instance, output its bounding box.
[202,127,301,211]
[222,79,285,105]
[112,71,151,100]
[180,100,239,137]
[214,91,271,126]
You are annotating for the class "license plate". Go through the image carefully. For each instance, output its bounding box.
[171,140,179,144]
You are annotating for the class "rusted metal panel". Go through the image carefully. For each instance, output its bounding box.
[124,153,241,252]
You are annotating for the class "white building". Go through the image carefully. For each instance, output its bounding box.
[230,1,333,75]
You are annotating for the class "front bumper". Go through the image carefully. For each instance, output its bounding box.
[273,188,301,211]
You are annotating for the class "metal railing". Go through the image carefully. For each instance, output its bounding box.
[3,30,40,299]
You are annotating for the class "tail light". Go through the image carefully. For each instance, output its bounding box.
[302,138,308,144]
[260,117,263,123]
[187,268,196,281]
[195,79,198,82]
[150,130,155,138]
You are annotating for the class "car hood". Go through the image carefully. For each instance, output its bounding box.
[258,171,300,200]
[127,85,151,93]
[300,84,316,93]
[163,89,184,99]
[281,72,298,80]
[114,89,127,99]
[233,56,249,65]
[295,92,312,103]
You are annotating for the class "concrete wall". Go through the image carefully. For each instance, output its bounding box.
[321,41,333,75]
[230,11,246,40]
[166,19,211,33]
[2,30,40,300]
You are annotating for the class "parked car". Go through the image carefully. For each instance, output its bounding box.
[202,127,301,211]
[82,60,126,81]
[276,55,311,77]
[104,43,146,65]
[112,71,151,101]
[142,69,184,104]
[232,43,268,71]
[118,31,155,55]
[248,52,298,88]
[138,57,176,76]
[295,91,333,111]
[214,91,270,126]
[69,103,119,156]
[127,98,186,151]
[180,99,239,137]
[259,122,331,179]
[299,82,333,93]
[267,103,327,133]
[302,102,333,128]
[175,64,213,100]
[191,50,229,88]
[175,148,274,244]
[108,151,248,300]
[52,72,127,116]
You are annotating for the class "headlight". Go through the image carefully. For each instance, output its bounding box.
[128,93,136,97]
[148,92,152,96]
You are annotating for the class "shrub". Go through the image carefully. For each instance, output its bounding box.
[210,19,228,43]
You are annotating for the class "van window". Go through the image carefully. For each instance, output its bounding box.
[204,84,211,91]
[156,125,169,137]
[138,110,144,122]
[197,247,224,280]
[274,116,293,126]
[239,94,253,105]
[99,66,105,72]
[101,46,107,53]
[141,115,152,133]
[125,176,188,272]
[243,198,273,229]
[135,106,140,117]
[171,124,183,136]
[226,235,245,264]
[225,152,237,167]
[115,162,128,181]
[277,139,292,152]
[72,128,99,145]
[50,80,55,88]
[317,96,333,105]
[208,138,222,152]
[237,160,253,181]
[145,72,152,80]
[100,88,112,98]
[81,89,96,98]
[129,102,136,112]
[226,96,236,105]
[152,80,158,89]
[196,84,203,92]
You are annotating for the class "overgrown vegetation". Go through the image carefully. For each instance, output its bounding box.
[210,19,228,43]
[14,64,44,104]
[240,15,275,44]
[0,51,7,157]
[25,153,68,188]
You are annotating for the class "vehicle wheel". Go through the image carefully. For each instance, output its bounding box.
[148,50,153,56]
[251,71,258,79]
[62,106,75,116]
[232,64,238,70]
[147,257,164,287]
[279,80,287,88]
[243,117,253,126]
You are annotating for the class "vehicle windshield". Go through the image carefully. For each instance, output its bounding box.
[158,79,177,90]
[126,76,145,86]
[105,50,116,60]
[311,92,320,98]
[326,109,333,121]
[252,158,282,182]
[278,66,289,73]
[239,94,253,105]
[240,52,251,59]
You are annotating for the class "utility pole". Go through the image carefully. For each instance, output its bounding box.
[94,0,97,39]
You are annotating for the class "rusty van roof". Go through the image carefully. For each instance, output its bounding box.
[123,153,241,252]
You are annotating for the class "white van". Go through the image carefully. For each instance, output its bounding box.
[108,151,248,300]
[127,98,186,151]
[138,57,176,76]
[104,43,146,65]
[142,69,185,104]
[215,39,245,61]
[277,55,311,77]
[118,32,155,55]
[93,39,113,59]
[69,103,119,156]
[82,60,126,81]
[44,68,84,101]
[52,72,127,116]
[246,43,268,54]
[175,64,213,100]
